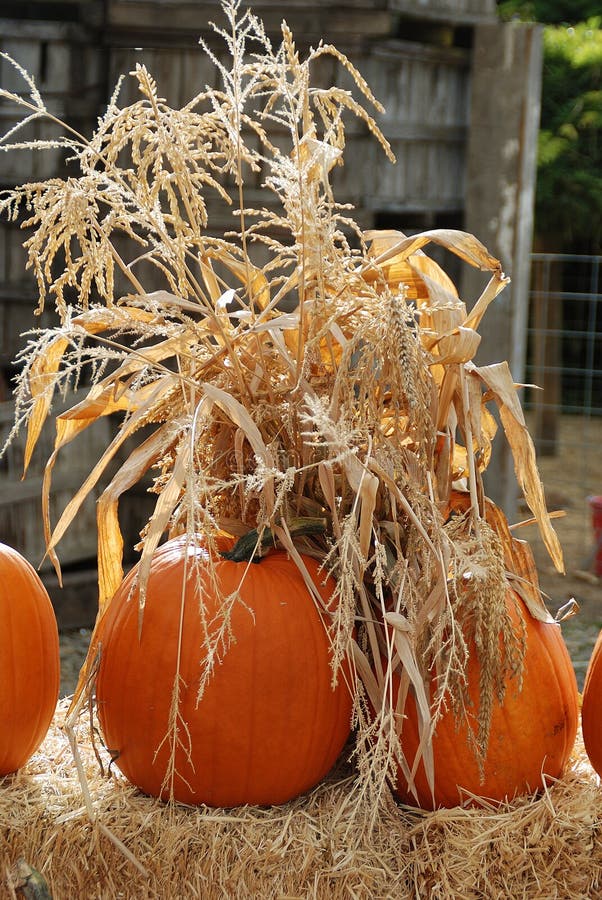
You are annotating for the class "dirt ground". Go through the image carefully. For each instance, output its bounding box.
[518,414,602,686]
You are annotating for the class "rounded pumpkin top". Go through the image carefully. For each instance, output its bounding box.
[94,535,354,806]
[0,542,60,775]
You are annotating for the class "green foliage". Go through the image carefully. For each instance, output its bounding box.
[498,0,601,25]
[536,19,602,247]
[497,4,602,248]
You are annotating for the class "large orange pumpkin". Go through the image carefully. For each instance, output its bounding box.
[95,535,353,807]
[581,629,602,777]
[388,590,578,809]
[0,542,60,775]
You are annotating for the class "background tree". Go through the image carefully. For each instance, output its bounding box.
[498,2,602,251]
[499,1,600,25]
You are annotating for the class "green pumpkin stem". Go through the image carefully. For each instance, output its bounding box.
[221,516,327,563]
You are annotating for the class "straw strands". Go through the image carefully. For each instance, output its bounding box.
[2,699,601,899]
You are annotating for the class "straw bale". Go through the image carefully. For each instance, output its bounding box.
[1,699,600,899]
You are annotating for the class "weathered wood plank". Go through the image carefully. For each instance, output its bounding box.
[462,22,543,517]
[43,565,100,630]
[390,0,496,25]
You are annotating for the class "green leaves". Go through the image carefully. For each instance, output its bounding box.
[538,19,602,246]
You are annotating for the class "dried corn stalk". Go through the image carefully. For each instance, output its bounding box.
[0,0,562,808]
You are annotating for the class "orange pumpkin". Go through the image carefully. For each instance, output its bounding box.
[388,590,578,809]
[95,535,353,806]
[0,542,60,775]
[582,629,602,777]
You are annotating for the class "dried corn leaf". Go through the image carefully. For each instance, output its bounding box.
[96,425,173,613]
[42,380,173,579]
[408,254,459,301]
[464,272,511,331]
[23,335,70,475]
[368,229,504,274]
[471,361,564,573]
[318,461,341,538]
[201,382,274,471]
[346,457,379,563]
[364,230,459,304]
[23,305,162,473]
[384,611,435,800]
[208,250,271,312]
[428,326,481,366]
[136,439,192,625]
[351,639,381,714]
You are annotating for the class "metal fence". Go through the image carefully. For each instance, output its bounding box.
[527,253,601,429]
[524,252,602,570]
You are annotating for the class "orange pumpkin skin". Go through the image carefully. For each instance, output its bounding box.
[390,592,578,809]
[582,629,602,777]
[0,543,60,775]
[96,536,353,807]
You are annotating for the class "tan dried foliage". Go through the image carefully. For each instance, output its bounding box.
[1,0,563,810]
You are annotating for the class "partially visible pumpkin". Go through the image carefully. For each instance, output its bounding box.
[95,535,353,807]
[388,589,578,809]
[0,542,60,775]
[581,629,602,777]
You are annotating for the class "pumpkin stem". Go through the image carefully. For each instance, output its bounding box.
[221,516,327,563]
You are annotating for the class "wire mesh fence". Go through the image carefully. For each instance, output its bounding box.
[528,253,601,435]
[521,252,601,682]
[525,251,602,583]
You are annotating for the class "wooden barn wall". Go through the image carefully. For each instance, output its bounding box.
[392,0,496,23]
[0,19,104,186]
[0,397,113,570]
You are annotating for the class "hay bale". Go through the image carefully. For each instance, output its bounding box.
[1,700,600,898]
